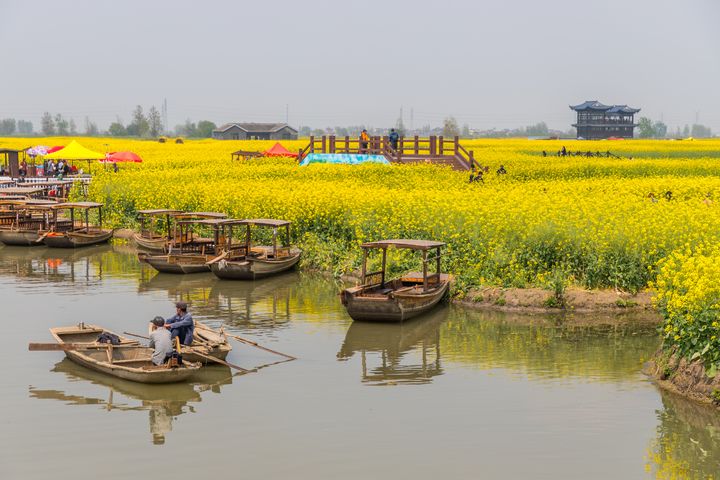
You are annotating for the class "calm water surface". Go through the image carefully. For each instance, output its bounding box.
[1,244,718,479]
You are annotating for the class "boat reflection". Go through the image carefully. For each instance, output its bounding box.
[337,308,447,386]
[29,359,234,445]
[139,271,301,332]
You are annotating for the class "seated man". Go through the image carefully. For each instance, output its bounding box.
[165,301,194,346]
[148,316,173,366]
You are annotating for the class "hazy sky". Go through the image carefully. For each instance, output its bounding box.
[1,0,719,132]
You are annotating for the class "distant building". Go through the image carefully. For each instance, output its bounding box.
[212,122,298,140]
[570,101,640,140]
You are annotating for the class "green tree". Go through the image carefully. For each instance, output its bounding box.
[108,122,126,136]
[147,106,163,137]
[196,120,217,138]
[41,112,55,135]
[691,124,712,138]
[637,117,655,138]
[69,118,77,135]
[0,118,16,135]
[443,116,460,137]
[129,105,149,137]
[55,114,69,135]
[17,120,33,134]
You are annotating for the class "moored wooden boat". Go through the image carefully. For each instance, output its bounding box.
[207,219,302,280]
[49,324,201,384]
[132,209,184,253]
[44,202,113,248]
[144,214,227,274]
[340,239,451,322]
[0,199,70,246]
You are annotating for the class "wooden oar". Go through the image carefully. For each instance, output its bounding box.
[205,251,228,265]
[180,348,249,372]
[34,231,50,243]
[219,331,297,360]
[29,342,108,351]
[123,331,249,372]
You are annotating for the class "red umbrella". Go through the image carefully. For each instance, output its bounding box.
[47,146,64,154]
[262,142,297,158]
[104,151,143,163]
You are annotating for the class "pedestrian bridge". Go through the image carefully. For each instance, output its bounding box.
[298,135,480,171]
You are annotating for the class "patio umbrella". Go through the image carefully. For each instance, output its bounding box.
[47,146,65,154]
[103,151,143,163]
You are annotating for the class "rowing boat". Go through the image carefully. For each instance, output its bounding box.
[49,324,201,384]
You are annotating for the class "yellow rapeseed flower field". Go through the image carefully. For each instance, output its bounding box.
[3,136,720,360]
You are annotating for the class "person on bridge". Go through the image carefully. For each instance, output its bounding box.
[389,128,399,151]
[360,129,369,153]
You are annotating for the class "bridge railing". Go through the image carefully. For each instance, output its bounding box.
[298,135,478,170]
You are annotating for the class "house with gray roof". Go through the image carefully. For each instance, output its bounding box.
[570,101,641,139]
[212,122,298,140]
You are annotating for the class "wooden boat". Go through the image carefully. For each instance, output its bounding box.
[207,219,302,280]
[0,199,63,246]
[43,202,113,248]
[49,324,201,384]
[132,208,184,253]
[340,239,451,322]
[188,322,233,363]
[144,214,227,274]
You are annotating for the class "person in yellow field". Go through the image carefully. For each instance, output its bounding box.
[360,129,369,153]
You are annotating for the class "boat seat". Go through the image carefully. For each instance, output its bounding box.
[378,288,393,295]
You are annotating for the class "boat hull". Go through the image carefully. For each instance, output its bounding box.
[341,281,450,322]
[145,254,212,274]
[209,252,301,280]
[44,230,113,248]
[0,229,45,246]
[64,350,200,383]
[133,232,168,253]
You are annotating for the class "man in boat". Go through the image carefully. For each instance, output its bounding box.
[165,301,195,346]
[149,316,174,366]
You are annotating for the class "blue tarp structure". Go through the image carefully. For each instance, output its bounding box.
[299,153,390,166]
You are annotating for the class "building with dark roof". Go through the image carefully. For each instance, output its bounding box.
[212,122,298,140]
[570,101,640,140]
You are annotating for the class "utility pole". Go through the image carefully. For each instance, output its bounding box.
[162,98,168,134]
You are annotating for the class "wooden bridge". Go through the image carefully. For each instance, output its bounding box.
[298,135,480,171]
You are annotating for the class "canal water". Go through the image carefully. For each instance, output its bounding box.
[1,243,718,479]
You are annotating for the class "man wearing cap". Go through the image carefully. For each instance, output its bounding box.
[165,301,195,346]
[149,316,173,366]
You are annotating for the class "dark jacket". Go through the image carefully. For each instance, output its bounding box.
[166,312,194,345]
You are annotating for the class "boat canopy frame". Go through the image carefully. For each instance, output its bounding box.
[359,239,446,292]
[50,202,104,233]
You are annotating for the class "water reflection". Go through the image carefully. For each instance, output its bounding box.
[138,270,341,333]
[0,243,141,287]
[29,359,234,445]
[440,306,660,381]
[647,390,720,478]
[337,308,447,386]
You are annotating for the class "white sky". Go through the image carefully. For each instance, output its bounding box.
[1,0,718,132]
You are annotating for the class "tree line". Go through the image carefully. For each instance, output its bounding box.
[637,117,713,138]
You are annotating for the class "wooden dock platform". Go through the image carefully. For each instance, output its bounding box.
[298,135,480,171]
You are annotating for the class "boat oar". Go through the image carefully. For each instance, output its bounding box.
[123,331,249,372]
[220,331,297,360]
[205,251,228,265]
[34,231,51,243]
[29,342,107,351]
[180,348,249,372]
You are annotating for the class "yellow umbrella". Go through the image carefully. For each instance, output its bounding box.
[44,140,105,160]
